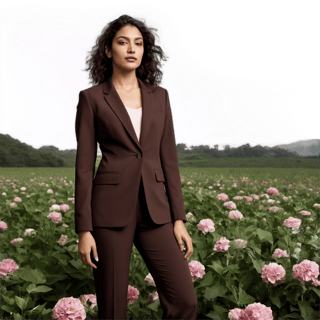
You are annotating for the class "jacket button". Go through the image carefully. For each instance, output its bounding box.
[136,153,142,159]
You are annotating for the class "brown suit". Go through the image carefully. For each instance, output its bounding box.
[74,76,197,319]
[74,76,187,234]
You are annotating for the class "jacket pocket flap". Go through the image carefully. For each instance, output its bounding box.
[155,169,165,182]
[93,172,121,185]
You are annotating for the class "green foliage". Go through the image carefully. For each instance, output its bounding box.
[0,167,319,319]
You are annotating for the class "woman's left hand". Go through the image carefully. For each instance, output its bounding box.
[173,220,193,260]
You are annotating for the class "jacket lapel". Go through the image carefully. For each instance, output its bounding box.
[103,77,155,152]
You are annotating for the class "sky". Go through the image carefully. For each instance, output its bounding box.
[0,0,319,151]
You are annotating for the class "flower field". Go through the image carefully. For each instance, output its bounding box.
[0,167,319,320]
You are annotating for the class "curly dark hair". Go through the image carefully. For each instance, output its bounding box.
[83,14,169,87]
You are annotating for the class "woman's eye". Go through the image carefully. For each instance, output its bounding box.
[119,42,142,46]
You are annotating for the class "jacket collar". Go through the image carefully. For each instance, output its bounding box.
[102,76,156,152]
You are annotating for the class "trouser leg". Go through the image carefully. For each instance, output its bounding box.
[90,217,136,319]
[134,178,198,319]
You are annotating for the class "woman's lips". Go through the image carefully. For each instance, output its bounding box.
[126,58,136,62]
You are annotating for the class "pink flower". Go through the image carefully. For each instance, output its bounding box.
[253,195,260,201]
[267,187,279,195]
[311,279,320,287]
[47,189,53,194]
[127,285,139,306]
[217,193,228,201]
[188,260,205,282]
[234,239,247,249]
[52,296,86,320]
[293,259,319,282]
[272,248,289,259]
[261,262,286,286]
[0,258,19,278]
[228,210,243,219]
[0,221,8,230]
[20,187,26,191]
[147,291,159,305]
[60,204,70,212]
[13,197,22,202]
[197,219,215,234]
[10,202,17,208]
[233,195,243,200]
[80,294,97,310]
[283,217,301,229]
[299,210,311,216]
[267,199,276,204]
[57,235,68,246]
[213,237,230,252]
[50,204,61,211]
[47,211,62,223]
[297,242,301,247]
[228,308,243,320]
[11,238,23,246]
[224,201,237,210]
[145,273,156,286]
[23,228,36,236]
[239,302,273,320]
[269,206,282,212]
[244,196,253,203]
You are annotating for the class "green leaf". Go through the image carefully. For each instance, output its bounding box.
[204,283,227,300]
[270,295,282,308]
[31,285,52,293]
[310,286,320,297]
[15,296,26,311]
[208,261,223,275]
[18,268,46,284]
[238,292,256,306]
[255,228,273,244]
[298,300,318,320]
[147,298,160,312]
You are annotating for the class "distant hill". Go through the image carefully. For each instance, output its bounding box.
[275,139,320,156]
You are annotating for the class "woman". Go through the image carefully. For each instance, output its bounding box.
[75,14,197,319]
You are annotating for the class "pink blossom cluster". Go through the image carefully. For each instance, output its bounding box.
[228,210,243,219]
[57,235,68,246]
[269,206,282,212]
[0,258,19,278]
[244,196,253,203]
[0,221,8,230]
[272,248,289,259]
[229,302,273,320]
[24,228,36,236]
[80,294,97,310]
[52,297,86,320]
[224,201,237,210]
[145,272,156,286]
[213,237,230,252]
[293,259,319,284]
[217,193,228,201]
[47,211,62,223]
[188,260,205,282]
[299,210,311,216]
[261,262,286,287]
[10,238,23,246]
[197,219,215,234]
[283,217,301,229]
[127,285,139,305]
[147,291,159,304]
[234,239,247,249]
[267,187,279,195]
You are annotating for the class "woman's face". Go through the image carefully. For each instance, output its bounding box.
[106,25,144,72]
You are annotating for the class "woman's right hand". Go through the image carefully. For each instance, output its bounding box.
[78,231,99,269]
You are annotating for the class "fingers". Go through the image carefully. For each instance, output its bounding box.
[183,237,193,261]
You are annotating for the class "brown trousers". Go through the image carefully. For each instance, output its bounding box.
[90,176,197,319]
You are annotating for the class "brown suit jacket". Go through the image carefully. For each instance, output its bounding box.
[74,76,187,235]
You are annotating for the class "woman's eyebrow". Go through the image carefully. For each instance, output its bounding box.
[116,36,143,40]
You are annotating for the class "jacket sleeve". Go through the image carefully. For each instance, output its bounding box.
[160,89,187,224]
[74,90,97,234]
